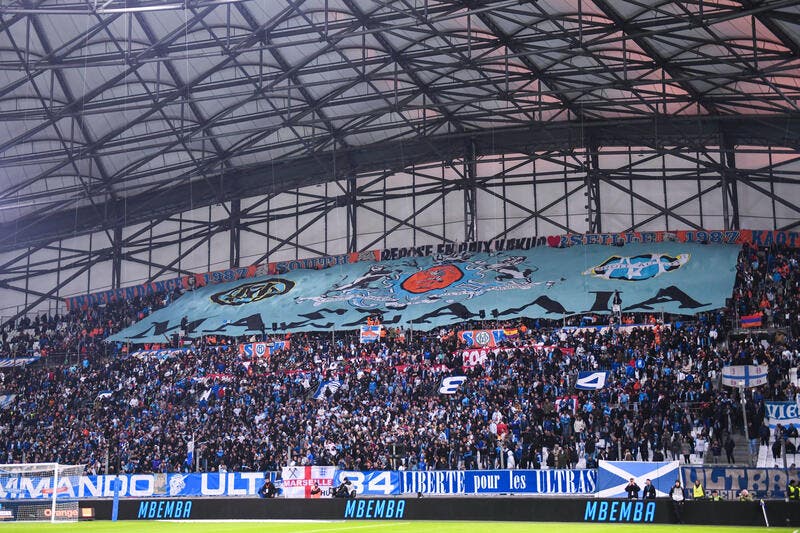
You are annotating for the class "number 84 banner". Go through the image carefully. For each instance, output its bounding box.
[332,471,401,496]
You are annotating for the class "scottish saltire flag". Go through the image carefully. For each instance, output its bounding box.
[596,461,681,498]
[0,394,16,409]
[741,314,763,328]
[313,380,342,399]
[359,325,382,343]
[576,371,610,390]
[721,365,768,388]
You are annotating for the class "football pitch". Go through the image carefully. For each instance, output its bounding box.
[0,522,792,533]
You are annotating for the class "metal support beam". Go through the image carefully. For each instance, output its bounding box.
[346,177,358,253]
[585,141,602,233]
[721,135,741,231]
[463,141,478,242]
[229,199,241,268]
[111,225,123,290]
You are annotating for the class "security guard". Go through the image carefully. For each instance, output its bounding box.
[692,479,706,499]
[788,480,799,500]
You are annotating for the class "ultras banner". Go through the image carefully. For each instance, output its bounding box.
[108,243,740,341]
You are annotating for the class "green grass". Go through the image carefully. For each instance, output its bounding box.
[0,522,793,533]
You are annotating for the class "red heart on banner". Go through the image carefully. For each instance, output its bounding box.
[547,236,562,247]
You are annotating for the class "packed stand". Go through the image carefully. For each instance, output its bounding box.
[0,289,183,361]
[0,246,797,476]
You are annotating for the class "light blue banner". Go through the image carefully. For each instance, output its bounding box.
[333,471,401,496]
[0,472,275,500]
[682,466,791,499]
[464,469,597,495]
[108,243,740,341]
[401,469,596,495]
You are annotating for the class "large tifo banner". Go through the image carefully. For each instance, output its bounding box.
[596,461,680,498]
[108,243,739,340]
[682,466,792,499]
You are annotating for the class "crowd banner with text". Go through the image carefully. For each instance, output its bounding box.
[765,401,800,429]
[108,243,739,341]
[0,472,278,500]
[64,277,183,311]
[332,471,401,496]
[236,341,289,358]
[597,461,680,498]
[682,466,794,499]
[458,329,507,347]
[401,469,596,496]
[281,466,336,498]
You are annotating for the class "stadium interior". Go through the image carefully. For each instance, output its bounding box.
[0,0,799,527]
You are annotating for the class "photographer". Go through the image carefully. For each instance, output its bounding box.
[333,477,355,499]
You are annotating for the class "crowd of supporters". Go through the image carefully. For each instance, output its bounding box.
[0,244,797,475]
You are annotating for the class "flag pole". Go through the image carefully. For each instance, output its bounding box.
[740,385,752,466]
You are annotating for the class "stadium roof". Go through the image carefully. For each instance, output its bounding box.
[0,0,799,250]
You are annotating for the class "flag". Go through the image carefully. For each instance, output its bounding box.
[359,325,382,343]
[0,394,16,409]
[438,376,467,395]
[555,395,579,413]
[575,371,610,391]
[459,329,506,347]
[741,314,762,328]
[96,391,113,400]
[282,466,335,498]
[186,436,195,467]
[596,460,681,498]
[313,380,342,399]
[721,365,768,388]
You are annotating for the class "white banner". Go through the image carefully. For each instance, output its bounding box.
[281,466,335,498]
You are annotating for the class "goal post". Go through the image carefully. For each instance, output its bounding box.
[0,463,84,522]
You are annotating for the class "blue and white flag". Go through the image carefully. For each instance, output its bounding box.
[438,376,467,395]
[0,394,16,409]
[96,391,113,400]
[0,357,39,368]
[186,436,195,467]
[596,460,681,498]
[721,365,768,388]
[576,371,610,390]
[313,380,342,399]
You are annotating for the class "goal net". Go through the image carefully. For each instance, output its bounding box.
[0,463,84,522]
